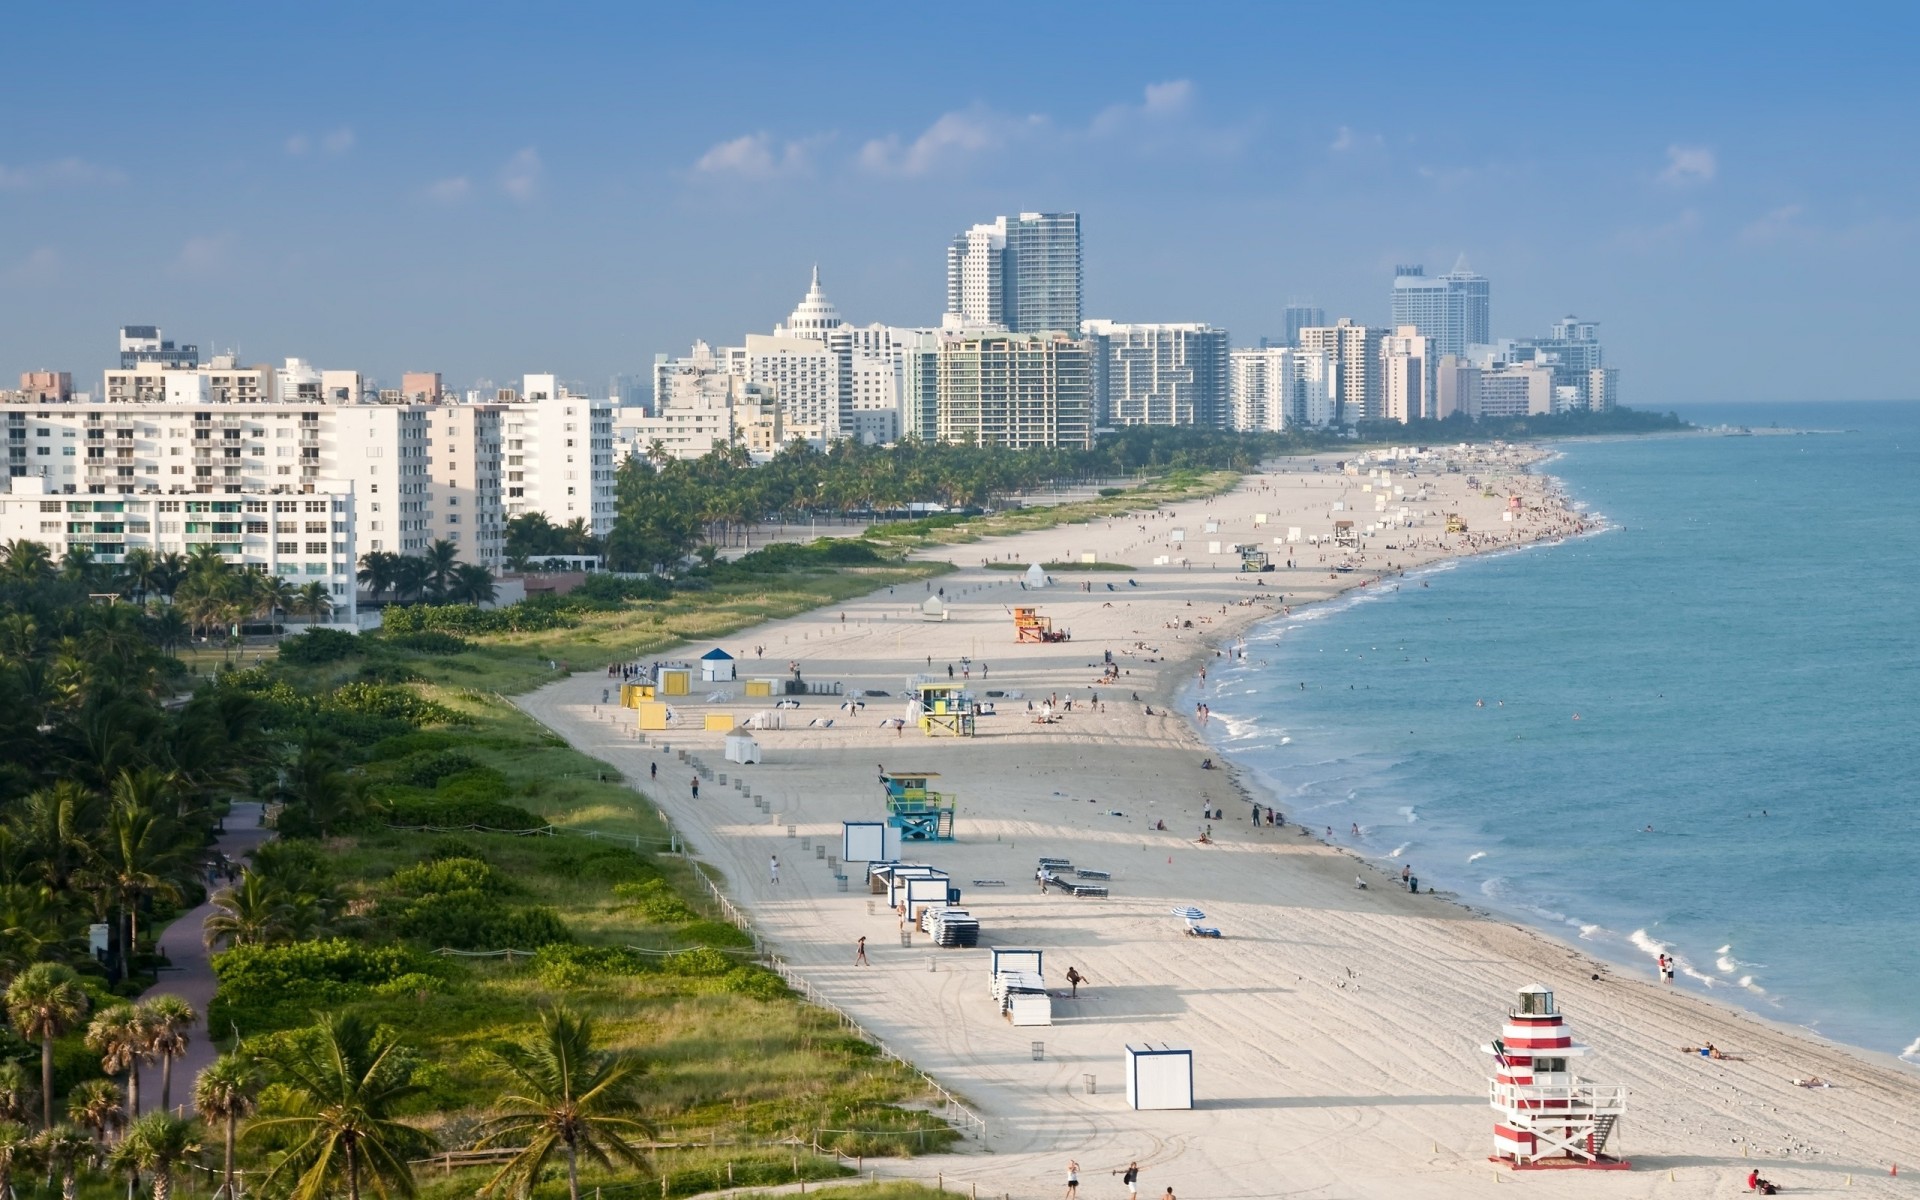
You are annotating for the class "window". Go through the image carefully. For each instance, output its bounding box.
[306,542,327,555]
[276,542,297,555]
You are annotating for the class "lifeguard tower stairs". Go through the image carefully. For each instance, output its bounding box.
[880,770,955,841]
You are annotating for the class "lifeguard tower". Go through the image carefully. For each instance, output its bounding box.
[1012,606,1069,643]
[911,678,975,737]
[1331,520,1360,548]
[1484,985,1629,1170]
[880,769,955,841]
[1446,513,1468,533]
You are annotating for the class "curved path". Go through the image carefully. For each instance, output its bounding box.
[137,801,271,1115]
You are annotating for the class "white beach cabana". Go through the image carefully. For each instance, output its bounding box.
[700,648,736,682]
[1024,562,1047,588]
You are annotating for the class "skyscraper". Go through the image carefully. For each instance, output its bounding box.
[1298,320,1384,424]
[944,212,1082,333]
[1389,261,1490,360]
[1280,304,1325,348]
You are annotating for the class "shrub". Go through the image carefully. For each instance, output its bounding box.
[389,856,505,897]
[571,573,672,604]
[384,630,471,655]
[276,628,361,665]
[390,750,482,788]
[210,939,438,1031]
[613,878,696,924]
[435,767,511,805]
[531,944,652,983]
[681,919,752,949]
[722,966,789,1001]
[662,947,732,977]
[390,891,571,950]
[379,794,546,831]
[250,840,333,895]
[569,845,655,884]
[324,682,460,726]
[366,731,466,761]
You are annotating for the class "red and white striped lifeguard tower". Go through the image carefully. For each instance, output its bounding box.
[1484,984,1630,1170]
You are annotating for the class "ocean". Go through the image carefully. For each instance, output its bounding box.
[1200,400,1920,1063]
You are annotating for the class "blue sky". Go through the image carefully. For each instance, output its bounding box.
[3,2,1916,404]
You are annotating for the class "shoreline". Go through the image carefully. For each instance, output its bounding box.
[518,448,1920,1198]
[1176,469,1915,1069]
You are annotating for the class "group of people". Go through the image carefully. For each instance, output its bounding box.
[1065,1160,1170,1200]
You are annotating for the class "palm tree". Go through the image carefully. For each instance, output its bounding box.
[1,540,54,584]
[389,557,429,605]
[141,996,196,1113]
[0,1120,33,1200]
[6,961,90,1127]
[61,545,100,588]
[84,801,186,971]
[66,1079,124,1147]
[0,1062,34,1126]
[251,574,298,630]
[420,540,461,601]
[247,1012,433,1200]
[120,548,160,602]
[355,552,398,604]
[203,870,291,950]
[36,1124,94,1200]
[474,1005,652,1200]
[447,564,497,606]
[152,553,188,601]
[85,1006,146,1126]
[115,1111,201,1200]
[193,1056,256,1200]
[290,583,333,626]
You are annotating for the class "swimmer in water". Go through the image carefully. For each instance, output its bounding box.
[1476,699,1485,707]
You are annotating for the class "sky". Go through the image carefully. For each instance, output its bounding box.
[3,1,1917,405]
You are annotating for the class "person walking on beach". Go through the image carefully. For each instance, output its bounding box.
[1402,864,1411,887]
[650,761,657,781]
[1064,1160,1080,1199]
[1116,1161,1141,1198]
[854,936,868,965]
[1065,966,1085,997]
[769,854,780,884]
[690,776,699,800]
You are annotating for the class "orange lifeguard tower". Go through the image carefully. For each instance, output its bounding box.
[1446,513,1468,533]
[1485,985,1629,1170]
[1013,606,1069,643]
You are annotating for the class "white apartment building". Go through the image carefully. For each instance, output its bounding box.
[1298,320,1385,424]
[1231,344,1341,432]
[496,374,616,535]
[426,403,505,567]
[903,332,1093,450]
[1474,363,1555,418]
[623,344,785,461]
[1380,326,1431,423]
[1082,320,1231,428]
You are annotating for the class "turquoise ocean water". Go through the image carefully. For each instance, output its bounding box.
[1199,400,1919,1062]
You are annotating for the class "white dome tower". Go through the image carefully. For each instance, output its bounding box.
[780,265,844,340]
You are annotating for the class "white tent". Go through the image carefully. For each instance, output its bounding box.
[921,595,948,621]
[1024,562,1046,588]
[723,732,760,764]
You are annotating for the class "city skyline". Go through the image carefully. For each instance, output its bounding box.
[3,3,1917,403]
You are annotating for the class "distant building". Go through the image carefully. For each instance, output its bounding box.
[118,325,199,370]
[1279,304,1325,348]
[1298,320,1384,424]
[1433,355,1479,420]
[626,342,785,461]
[18,371,71,402]
[945,212,1082,333]
[906,332,1092,449]
[1390,263,1490,361]
[1475,363,1555,418]
[1081,320,1230,428]
[400,372,443,402]
[1379,326,1430,423]
[1510,316,1611,411]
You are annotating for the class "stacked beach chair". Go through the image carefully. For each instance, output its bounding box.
[1036,857,1111,898]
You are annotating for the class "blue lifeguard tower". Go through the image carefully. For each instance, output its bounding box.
[880,769,956,841]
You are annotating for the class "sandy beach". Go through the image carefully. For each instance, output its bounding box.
[520,449,1920,1199]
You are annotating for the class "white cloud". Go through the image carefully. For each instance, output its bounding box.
[6,247,61,285]
[1090,79,1195,137]
[859,106,1041,177]
[172,234,233,278]
[693,132,819,180]
[1329,125,1384,154]
[1658,144,1717,186]
[423,176,472,204]
[500,147,542,202]
[1142,79,1193,115]
[321,128,355,155]
[284,134,310,156]
[0,157,126,190]
[1739,203,1804,244]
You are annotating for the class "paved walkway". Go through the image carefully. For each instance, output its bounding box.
[137,801,271,1115]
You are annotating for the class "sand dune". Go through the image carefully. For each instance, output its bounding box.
[520,451,1919,1198]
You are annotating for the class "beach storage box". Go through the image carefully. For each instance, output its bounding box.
[723,733,760,764]
[989,948,1043,988]
[699,649,736,682]
[619,683,654,707]
[658,668,692,696]
[887,868,947,910]
[702,712,736,732]
[635,701,669,731]
[1125,1044,1194,1110]
[744,678,775,698]
[902,875,951,919]
[1005,990,1052,1026]
[841,822,897,864]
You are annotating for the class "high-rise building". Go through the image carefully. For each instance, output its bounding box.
[620,343,785,462]
[913,332,1092,449]
[118,325,199,370]
[400,372,443,402]
[1280,304,1325,349]
[1389,262,1490,360]
[1081,320,1230,428]
[1229,348,1294,431]
[944,212,1081,333]
[1476,363,1555,417]
[18,371,72,402]
[1380,326,1431,423]
[1433,355,1479,420]
[1510,316,1610,410]
[1298,320,1384,424]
